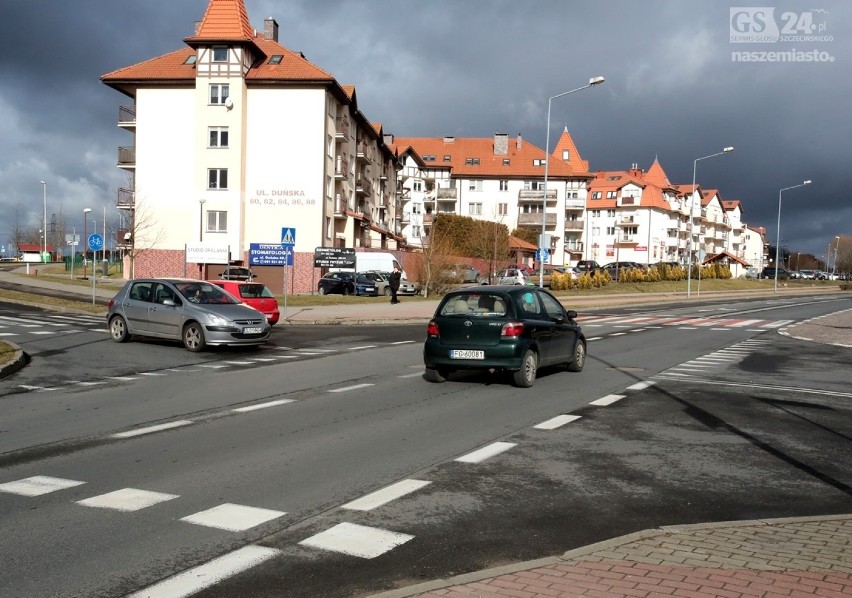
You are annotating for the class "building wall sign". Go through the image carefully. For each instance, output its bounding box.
[186,243,229,264]
[313,247,355,268]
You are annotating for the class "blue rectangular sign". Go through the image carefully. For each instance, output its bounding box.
[249,243,293,266]
[281,227,296,247]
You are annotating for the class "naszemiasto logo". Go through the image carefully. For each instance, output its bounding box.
[730,7,832,44]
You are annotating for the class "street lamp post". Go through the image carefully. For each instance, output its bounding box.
[83,208,92,278]
[199,198,206,278]
[774,180,811,293]
[686,147,734,298]
[40,181,47,263]
[539,75,605,287]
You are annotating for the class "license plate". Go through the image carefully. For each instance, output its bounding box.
[243,327,263,334]
[449,349,485,360]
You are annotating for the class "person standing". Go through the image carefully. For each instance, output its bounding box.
[388,265,402,304]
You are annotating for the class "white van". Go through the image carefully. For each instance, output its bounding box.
[355,252,406,278]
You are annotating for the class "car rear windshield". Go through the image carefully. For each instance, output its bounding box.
[237,284,274,299]
[440,293,508,317]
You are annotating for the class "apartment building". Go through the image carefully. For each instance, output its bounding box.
[101,0,402,292]
[390,129,593,266]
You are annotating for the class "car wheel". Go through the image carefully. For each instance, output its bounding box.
[109,316,130,343]
[512,350,537,388]
[384,287,392,296]
[567,340,586,372]
[424,367,448,383]
[182,322,206,352]
[342,285,352,296]
[318,286,327,295]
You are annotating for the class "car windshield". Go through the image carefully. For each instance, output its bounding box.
[439,293,508,317]
[175,282,241,305]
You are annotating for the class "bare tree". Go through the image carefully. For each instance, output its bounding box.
[468,207,510,284]
[123,194,165,279]
[418,214,457,297]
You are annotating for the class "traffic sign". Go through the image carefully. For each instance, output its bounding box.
[249,243,293,266]
[87,233,104,251]
[535,247,550,263]
[281,227,296,247]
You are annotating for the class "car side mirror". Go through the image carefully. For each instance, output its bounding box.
[162,299,176,307]
[565,310,578,320]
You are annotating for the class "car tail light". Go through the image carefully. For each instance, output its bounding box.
[501,322,524,337]
[107,298,114,309]
[426,320,440,337]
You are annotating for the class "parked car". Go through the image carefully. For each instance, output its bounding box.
[744,267,759,280]
[106,278,271,352]
[317,272,379,296]
[519,264,577,288]
[423,286,586,388]
[575,260,602,273]
[759,266,792,280]
[602,261,646,280]
[361,271,420,296]
[443,263,481,284]
[495,267,536,286]
[209,279,280,325]
[218,266,255,281]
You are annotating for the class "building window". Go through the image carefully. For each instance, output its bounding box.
[412,225,422,237]
[412,204,421,214]
[590,210,601,217]
[607,191,618,199]
[443,155,451,162]
[212,46,228,62]
[591,191,602,199]
[208,169,228,189]
[607,210,616,217]
[207,211,227,232]
[268,55,283,65]
[469,202,482,215]
[184,55,197,65]
[208,127,229,148]
[209,84,229,105]
[606,227,616,235]
[502,158,510,166]
[465,157,480,165]
[413,180,423,192]
[498,202,508,215]
[499,180,509,191]
[468,180,482,192]
[562,150,570,160]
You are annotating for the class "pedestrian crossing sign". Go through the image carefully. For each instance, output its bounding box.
[281,227,296,247]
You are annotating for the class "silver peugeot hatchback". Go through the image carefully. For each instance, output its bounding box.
[106,278,271,352]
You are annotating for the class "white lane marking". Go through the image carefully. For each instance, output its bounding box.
[140,372,166,376]
[764,319,794,328]
[276,355,300,359]
[534,414,581,430]
[180,503,286,532]
[297,348,337,353]
[251,357,277,362]
[728,319,764,327]
[329,383,374,393]
[299,522,414,559]
[112,420,194,438]
[126,545,280,598]
[296,352,324,356]
[710,328,731,331]
[626,381,655,391]
[586,337,603,341]
[398,372,423,379]
[109,376,138,381]
[589,394,625,406]
[348,345,377,350]
[0,333,18,336]
[390,340,415,345]
[341,479,431,511]
[677,327,698,330]
[0,476,86,496]
[77,488,179,511]
[30,331,54,335]
[18,384,43,390]
[232,399,295,413]
[76,381,106,386]
[224,361,255,366]
[610,332,627,336]
[200,364,228,369]
[455,441,516,463]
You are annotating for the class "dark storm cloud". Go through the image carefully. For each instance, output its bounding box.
[1,0,848,259]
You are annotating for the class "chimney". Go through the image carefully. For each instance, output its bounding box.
[595,170,605,179]
[264,17,279,42]
[494,132,508,155]
[516,133,522,149]
[194,20,202,35]
[383,133,395,145]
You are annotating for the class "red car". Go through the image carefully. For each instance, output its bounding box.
[209,280,280,325]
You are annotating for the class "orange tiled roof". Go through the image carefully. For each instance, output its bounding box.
[722,199,742,211]
[644,158,675,190]
[587,164,671,210]
[186,0,254,43]
[509,235,537,250]
[391,134,590,179]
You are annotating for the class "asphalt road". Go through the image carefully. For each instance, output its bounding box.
[0,295,850,597]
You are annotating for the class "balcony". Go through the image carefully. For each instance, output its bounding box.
[334,195,348,218]
[564,220,584,231]
[117,146,136,169]
[518,189,556,202]
[335,156,349,179]
[517,213,557,226]
[118,105,136,129]
[564,242,584,254]
[436,187,458,200]
[116,187,135,210]
[335,116,350,140]
[356,176,373,197]
[565,197,585,209]
[356,140,374,163]
[616,215,635,225]
[616,235,638,244]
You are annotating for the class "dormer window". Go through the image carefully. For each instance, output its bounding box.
[212,46,228,62]
[184,55,197,65]
[268,55,283,65]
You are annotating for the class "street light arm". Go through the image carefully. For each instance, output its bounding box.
[774,180,811,293]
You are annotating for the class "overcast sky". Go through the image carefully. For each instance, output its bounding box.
[1,0,848,260]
